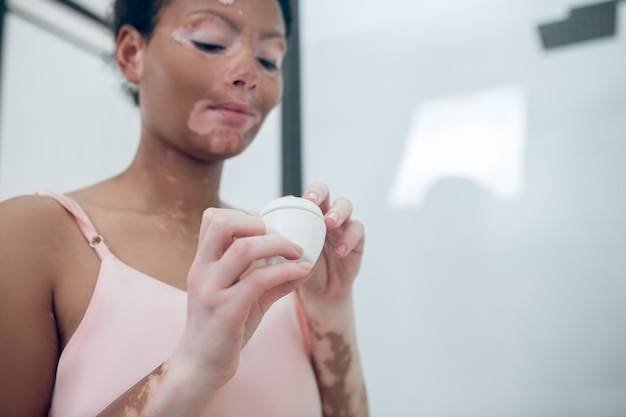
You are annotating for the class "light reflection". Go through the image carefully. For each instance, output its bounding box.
[389,85,528,209]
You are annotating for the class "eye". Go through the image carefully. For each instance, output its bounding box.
[258,58,278,72]
[192,41,225,53]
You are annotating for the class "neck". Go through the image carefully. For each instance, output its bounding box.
[115,134,224,215]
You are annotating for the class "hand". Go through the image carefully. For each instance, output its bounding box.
[299,183,365,305]
[170,208,313,391]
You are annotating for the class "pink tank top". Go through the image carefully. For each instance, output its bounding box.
[38,190,322,417]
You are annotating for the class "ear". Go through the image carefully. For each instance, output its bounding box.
[116,24,146,84]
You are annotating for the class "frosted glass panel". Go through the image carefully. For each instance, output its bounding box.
[302,1,626,416]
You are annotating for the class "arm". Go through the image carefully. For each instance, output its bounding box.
[0,197,64,417]
[298,184,369,417]
[300,296,368,417]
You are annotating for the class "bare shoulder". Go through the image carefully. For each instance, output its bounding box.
[0,195,78,415]
[0,193,97,298]
[1,193,74,232]
[0,194,81,317]
[0,194,82,258]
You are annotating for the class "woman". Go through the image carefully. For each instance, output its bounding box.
[0,0,368,416]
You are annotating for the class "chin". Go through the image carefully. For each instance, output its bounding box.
[195,129,255,160]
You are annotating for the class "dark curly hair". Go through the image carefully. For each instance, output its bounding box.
[108,0,293,105]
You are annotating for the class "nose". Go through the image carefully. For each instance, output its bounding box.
[224,49,259,90]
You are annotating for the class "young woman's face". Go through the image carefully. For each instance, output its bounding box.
[136,0,287,161]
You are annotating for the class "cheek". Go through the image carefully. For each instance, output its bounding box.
[144,50,222,128]
[261,77,284,113]
[149,37,214,95]
[143,50,194,106]
[167,54,219,95]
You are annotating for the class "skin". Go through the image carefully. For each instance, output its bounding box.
[0,0,368,416]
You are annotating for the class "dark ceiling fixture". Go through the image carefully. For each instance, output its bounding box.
[538,0,621,50]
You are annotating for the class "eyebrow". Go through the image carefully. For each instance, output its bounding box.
[187,9,286,41]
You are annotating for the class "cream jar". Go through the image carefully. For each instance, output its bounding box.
[259,196,327,265]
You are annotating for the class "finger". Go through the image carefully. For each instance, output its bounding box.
[197,206,218,241]
[228,262,312,309]
[324,197,353,229]
[302,182,331,213]
[196,208,266,264]
[332,220,365,258]
[214,234,304,287]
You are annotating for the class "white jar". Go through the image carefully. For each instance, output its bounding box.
[259,196,327,265]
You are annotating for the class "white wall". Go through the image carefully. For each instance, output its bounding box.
[0,10,280,212]
[302,1,626,416]
[0,13,139,199]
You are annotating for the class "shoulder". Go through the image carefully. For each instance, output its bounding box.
[0,193,68,297]
[0,195,75,415]
[0,193,70,221]
[0,194,77,242]
[0,194,83,278]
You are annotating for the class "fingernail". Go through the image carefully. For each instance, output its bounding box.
[336,244,347,257]
[294,244,304,254]
[298,262,312,270]
[305,191,319,202]
[327,211,340,224]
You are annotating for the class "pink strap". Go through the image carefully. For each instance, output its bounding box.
[293,294,312,358]
[36,190,111,260]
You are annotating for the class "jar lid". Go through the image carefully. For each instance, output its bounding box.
[259,196,324,219]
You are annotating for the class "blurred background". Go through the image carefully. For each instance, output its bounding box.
[1,0,625,416]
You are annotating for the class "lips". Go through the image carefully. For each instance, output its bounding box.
[208,102,253,125]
